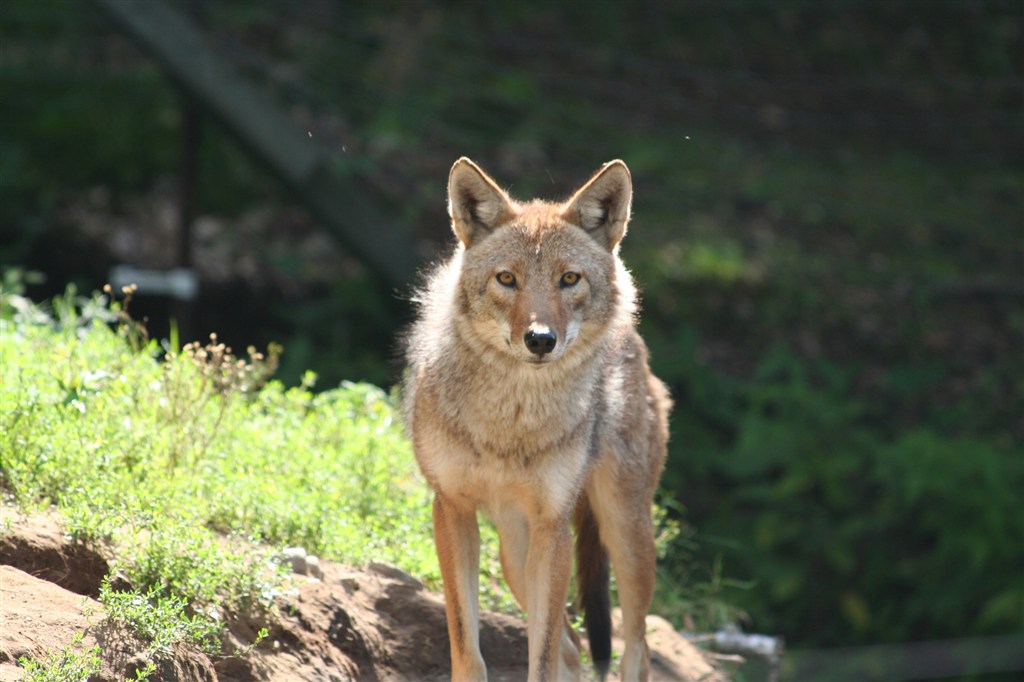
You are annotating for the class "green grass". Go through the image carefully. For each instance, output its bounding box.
[0,285,445,596]
[16,633,102,682]
[1,283,730,678]
[99,572,226,657]
[1,285,487,632]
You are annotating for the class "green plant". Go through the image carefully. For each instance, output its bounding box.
[664,343,1024,645]
[16,633,102,682]
[100,574,224,657]
[126,662,158,682]
[652,495,752,632]
[0,287,514,625]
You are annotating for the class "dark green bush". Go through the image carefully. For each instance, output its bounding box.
[661,343,1024,646]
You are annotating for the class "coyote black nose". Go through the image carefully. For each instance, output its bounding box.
[524,328,557,356]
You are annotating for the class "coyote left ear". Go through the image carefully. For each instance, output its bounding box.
[562,160,632,249]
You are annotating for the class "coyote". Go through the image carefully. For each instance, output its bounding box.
[403,158,671,681]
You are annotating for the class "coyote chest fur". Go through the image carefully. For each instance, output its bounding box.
[403,158,670,682]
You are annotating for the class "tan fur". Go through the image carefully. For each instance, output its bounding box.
[403,158,671,682]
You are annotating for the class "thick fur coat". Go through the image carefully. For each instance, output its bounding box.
[403,158,670,682]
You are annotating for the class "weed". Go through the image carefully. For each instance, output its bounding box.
[99,574,223,657]
[0,288,522,633]
[16,633,101,682]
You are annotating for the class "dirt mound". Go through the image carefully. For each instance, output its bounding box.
[0,565,217,682]
[0,515,108,598]
[0,513,733,681]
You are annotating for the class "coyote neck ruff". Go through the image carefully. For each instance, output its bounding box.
[403,158,670,682]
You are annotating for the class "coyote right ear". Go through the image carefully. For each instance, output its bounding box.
[448,158,516,247]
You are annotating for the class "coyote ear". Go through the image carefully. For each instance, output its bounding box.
[562,160,632,249]
[448,158,516,247]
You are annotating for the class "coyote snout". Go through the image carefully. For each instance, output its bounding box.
[403,158,671,682]
[524,324,556,357]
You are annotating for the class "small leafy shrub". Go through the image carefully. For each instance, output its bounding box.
[16,633,102,682]
[113,517,290,613]
[100,575,224,657]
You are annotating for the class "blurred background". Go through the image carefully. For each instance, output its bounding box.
[2,0,1021,679]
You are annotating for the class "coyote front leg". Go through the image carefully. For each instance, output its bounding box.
[434,493,486,681]
[496,510,581,681]
[524,516,577,682]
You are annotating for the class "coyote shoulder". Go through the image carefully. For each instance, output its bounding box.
[403,158,671,681]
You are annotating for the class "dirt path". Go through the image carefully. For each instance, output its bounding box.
[0,513,733,681]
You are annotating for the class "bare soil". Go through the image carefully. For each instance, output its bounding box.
[0,513,733,681]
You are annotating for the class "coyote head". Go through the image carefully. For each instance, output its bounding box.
[446,158,636,366]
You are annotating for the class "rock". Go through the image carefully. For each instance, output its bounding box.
[281,546,322,580]
[304,554,323,580]
[281,546,308,573]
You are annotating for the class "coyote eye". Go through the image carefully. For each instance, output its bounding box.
[496,271,516,287]
[560,272,581,287]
